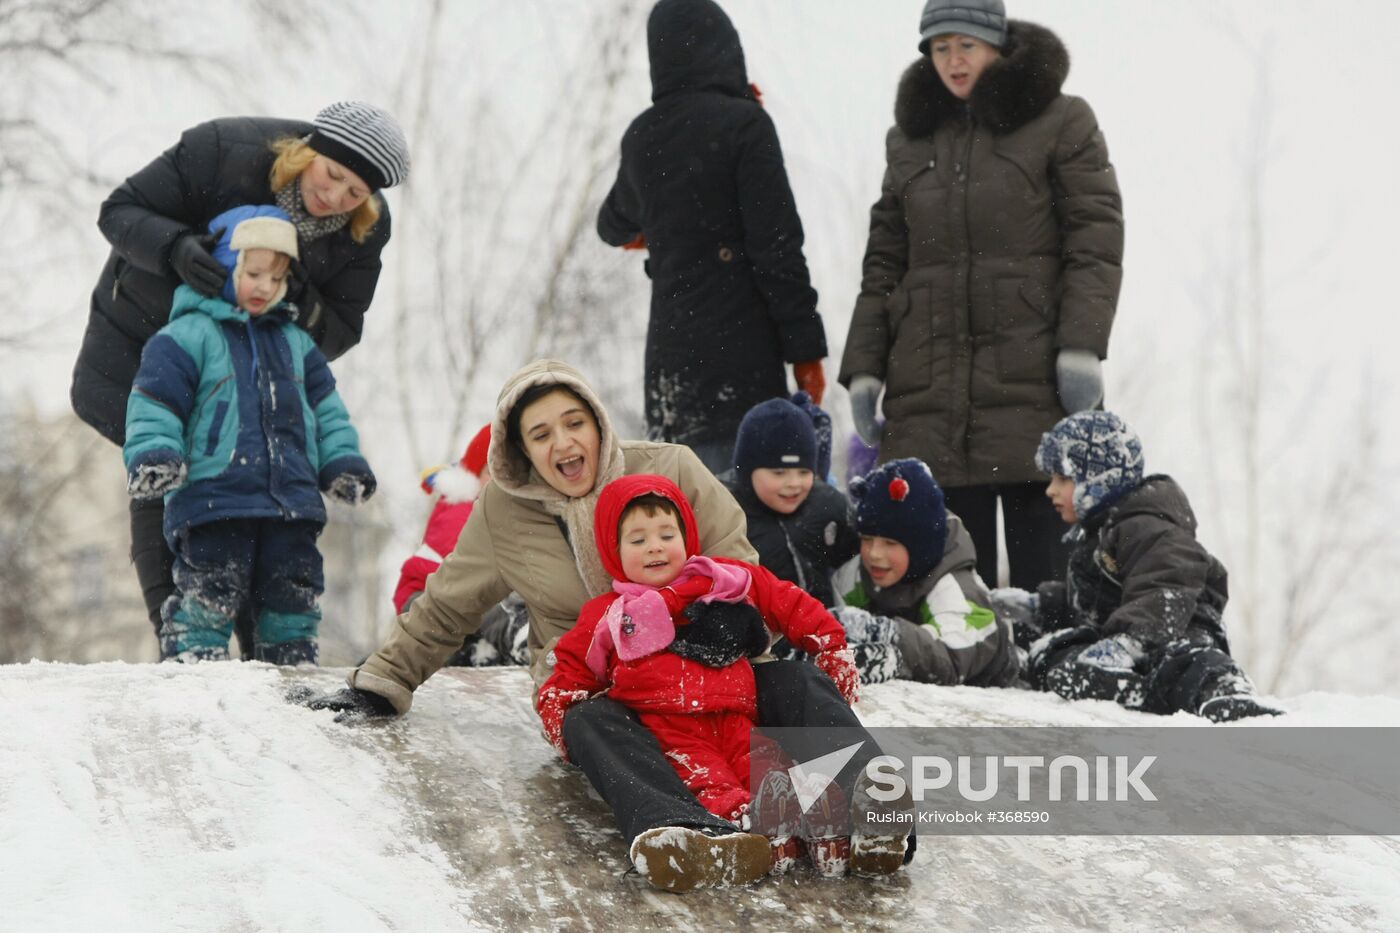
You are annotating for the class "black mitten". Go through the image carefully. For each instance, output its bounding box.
[671,600,770,668]
[302,686,396,723]
[170,229,227,295]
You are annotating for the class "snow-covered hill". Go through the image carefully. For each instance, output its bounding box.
[2,663,1397,932]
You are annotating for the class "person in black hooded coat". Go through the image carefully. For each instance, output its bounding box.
[71,103,408,655]
[597,0,828,474]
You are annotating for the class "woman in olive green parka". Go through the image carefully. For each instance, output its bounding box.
[840,4,1123,590]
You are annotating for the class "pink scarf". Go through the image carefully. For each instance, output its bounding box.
[584,556,752,681]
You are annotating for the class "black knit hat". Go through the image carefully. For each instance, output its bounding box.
[850,458,948,580]
[307,101,410,191]
[733,398,818,489]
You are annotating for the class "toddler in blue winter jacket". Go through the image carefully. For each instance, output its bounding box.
[124,205,375,664]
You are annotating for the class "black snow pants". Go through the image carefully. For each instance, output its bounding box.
[561,659,915,859]
[1031,625,1248,715]
[942,481,1070,590]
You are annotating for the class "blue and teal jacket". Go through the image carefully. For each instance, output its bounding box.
[124,284,370,543]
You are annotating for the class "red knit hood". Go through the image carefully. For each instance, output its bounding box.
[594,474,701,583]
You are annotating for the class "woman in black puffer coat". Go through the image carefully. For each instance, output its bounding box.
[71,101,409,653]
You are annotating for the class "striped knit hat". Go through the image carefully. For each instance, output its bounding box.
[307,101,410,191]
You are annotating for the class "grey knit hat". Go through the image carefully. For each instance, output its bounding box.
[918,0,1008,53]
[307,101,410,191]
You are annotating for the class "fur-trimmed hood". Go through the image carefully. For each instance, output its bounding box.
[895,20,1069,138]
[488,359,628,597]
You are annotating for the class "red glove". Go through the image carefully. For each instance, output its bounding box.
[814,647,860,706]
[793,360,826,407]
[622,234,648,251]
[537,685,592,759]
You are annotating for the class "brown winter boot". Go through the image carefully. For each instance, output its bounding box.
[629,827,771,893]
[850,834,910,876]
[848,777,914,876]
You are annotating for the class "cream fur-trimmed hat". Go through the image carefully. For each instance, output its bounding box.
[208,205,299,309]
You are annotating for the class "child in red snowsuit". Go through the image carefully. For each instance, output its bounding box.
[538,474,857,824]
[392,424,492,613]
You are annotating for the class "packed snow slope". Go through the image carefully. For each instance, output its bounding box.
[2,662,1398,933]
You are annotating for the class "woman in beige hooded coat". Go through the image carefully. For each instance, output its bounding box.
[306,359,907,891]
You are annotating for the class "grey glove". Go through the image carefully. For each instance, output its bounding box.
[847,374,883,447]
[1056,349,1104,413]
[127,455,187,500]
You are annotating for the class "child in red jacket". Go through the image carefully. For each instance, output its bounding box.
[538,474,858,829]
[392,424,492,613]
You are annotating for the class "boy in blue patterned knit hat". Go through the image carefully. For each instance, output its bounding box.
[829,458,1019,687]
[1024,411,1280,721]
[124,204,375,665]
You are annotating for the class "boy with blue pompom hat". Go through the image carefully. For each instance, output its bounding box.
[124,204,374,665]
[1021,411,1280,722]
[832,457,1019,686]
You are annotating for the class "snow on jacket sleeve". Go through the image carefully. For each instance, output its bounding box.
[349,493,514,714]
[123,326,201,468]
[1048,96,1123,359]
[727,560,847,656]
[98,121,219,277]
[536,596,612,759]
[733,107,827,365]
[839,128,911,387]
[897,574,1008,686]
[301,343,369,486]
[1100,513,1209,646]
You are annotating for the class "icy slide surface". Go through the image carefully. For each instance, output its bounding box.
[2,662,1398,932]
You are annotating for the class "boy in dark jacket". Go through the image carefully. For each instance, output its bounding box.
[723,395,859,609]
[833,458,1020,687]
[597,0,828,473]
[124,206,375,664]
[1024,411,1279,722]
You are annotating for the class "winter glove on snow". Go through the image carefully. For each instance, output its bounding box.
[303,686,396,723]
[1055,349,1104,413]
[1075,634,1145,672]
[814,646,861,706]
[326,471,377,506]
[793,360,827,407]
[847,374,883,447]
[789,390,833,480]
[127,453,187,500]
[170,230,227,296]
